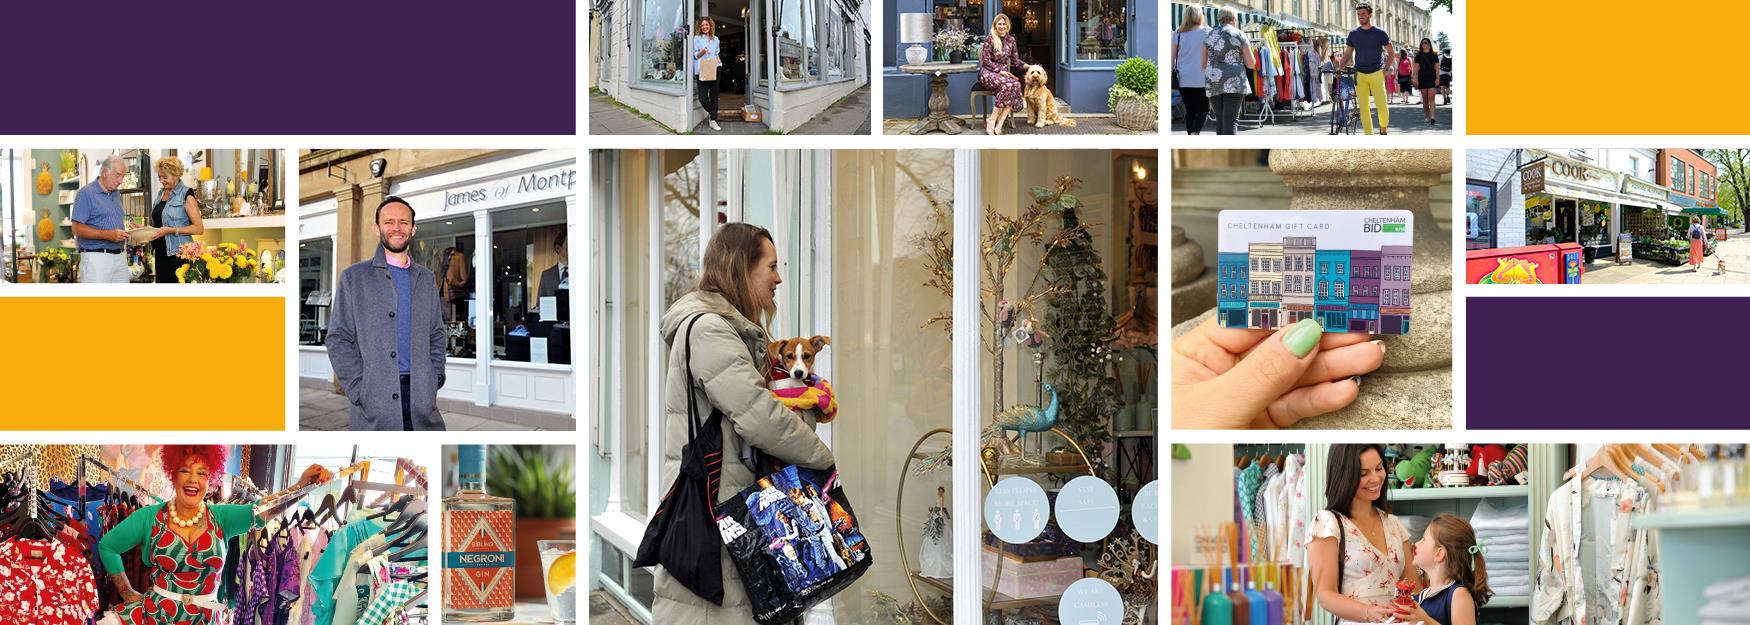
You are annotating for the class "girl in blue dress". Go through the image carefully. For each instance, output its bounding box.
[1394,513,1492,625]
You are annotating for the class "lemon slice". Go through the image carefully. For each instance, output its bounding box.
[547,550,578,595]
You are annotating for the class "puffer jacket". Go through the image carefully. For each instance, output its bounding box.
[653,290,835,625]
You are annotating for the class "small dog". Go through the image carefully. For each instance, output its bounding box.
[766,336,830,391]
[1719,258,1728,276]
[1022,65,1076,128]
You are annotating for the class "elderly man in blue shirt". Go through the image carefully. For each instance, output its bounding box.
[71,155,134,283]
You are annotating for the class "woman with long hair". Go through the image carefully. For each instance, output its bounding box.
[1306,444,1417,624]
[650,223,836,625]
[979,13,1030,135]
[1414,38,1440,125]
[692,17,723,131]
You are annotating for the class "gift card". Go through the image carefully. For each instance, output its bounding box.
[1216,210,1413,335]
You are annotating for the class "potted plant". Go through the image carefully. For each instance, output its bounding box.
[37,247,70,283]
[933,27,972,63]
[487,445,577,598]
[1107,57,1158,131]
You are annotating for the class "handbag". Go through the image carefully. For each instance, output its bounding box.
[1171,32,1180,90]
[632,312,728,605]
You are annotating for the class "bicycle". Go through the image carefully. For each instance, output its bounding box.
[1326,67,1358,135]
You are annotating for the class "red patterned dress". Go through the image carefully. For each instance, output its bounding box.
[979,34,1029,109]
[0,536,99,624]
[99,503,263,625]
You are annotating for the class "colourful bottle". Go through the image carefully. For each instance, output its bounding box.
[1244,579,1268,625]
[1203,574,1234,625]
[444,445,517,621]
[1228,568,1251,625]
[1262,580,1286,625]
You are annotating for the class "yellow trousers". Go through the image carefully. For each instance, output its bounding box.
[1356,70,1389,134]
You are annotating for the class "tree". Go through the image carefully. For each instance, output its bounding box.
[1709,150,1750,233]
[1435,32,1450,52]
[1042,195,1121,470]
[1428,0,1453,11]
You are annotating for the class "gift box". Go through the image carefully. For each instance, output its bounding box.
[980,548,1083,599]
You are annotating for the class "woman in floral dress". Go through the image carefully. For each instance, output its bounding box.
[979,13,1029,135]
[98,446,326,625]
[1306,444,1417,625]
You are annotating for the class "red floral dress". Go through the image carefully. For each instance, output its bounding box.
[0,536,99,625]
[1307,509,1410,625]
[117,507,230,625]
[979,34,1028,109]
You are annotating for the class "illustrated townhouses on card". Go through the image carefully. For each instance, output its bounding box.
[1217,211,1413,335]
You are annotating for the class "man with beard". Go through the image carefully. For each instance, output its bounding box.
[327,196,449,430]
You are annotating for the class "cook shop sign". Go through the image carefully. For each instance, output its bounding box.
[1521,157,1617,196]
[443,166,577,209]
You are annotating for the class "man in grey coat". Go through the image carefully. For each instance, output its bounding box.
[326,196,449,430]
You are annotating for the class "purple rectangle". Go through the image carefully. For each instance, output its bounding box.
[3,1,574,135]
[1467,297,1748,427]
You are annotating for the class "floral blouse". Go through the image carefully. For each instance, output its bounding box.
[0,536,100,625]
[1203,24,1253,97]
[1307,509,1410,620]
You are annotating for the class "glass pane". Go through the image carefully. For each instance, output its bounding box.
[410,216,476,358]
[1072,0,1127,60]
[777,0,816,84]
[1465,182,1494,251]
[828,150,955,623]
[743,151,776,229]
[617,153,652,520]
[662,153,703,309]
[298,237,334,345]
[490,205,567,363]
[640,0,689,86]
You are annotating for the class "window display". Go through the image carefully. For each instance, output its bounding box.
[1071,0,1127,59]
[640,0,689,86]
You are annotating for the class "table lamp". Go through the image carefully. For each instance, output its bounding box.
[900,13,933,66]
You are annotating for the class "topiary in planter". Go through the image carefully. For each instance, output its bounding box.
[1108,58,1158,131]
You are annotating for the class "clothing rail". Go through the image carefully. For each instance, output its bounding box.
[76,454,167,504]
[252,458,373,517]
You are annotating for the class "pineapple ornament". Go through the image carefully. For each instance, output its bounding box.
[35,164,53,195]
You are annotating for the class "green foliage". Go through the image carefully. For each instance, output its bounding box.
[1112,57,1158,96]
[1042,203,1120,469]
[1107,85,1157,111]
[486,445,577,519]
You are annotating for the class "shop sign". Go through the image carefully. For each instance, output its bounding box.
[1522,156,1617,195]
[1622,176,1667,201]
[443,166,577,209]
[1521,162,1545,195]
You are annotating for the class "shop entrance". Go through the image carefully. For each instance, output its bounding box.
[1553,198,1577,246]
[1002,0,1059,91]
[691,0,770,131]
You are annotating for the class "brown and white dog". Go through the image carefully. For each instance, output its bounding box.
[1022,65,1076,128]
[766,335,830,390]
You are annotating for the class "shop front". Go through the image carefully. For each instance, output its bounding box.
[1518,154,1661,264]
[594,0,869,132]
[297,149,577,418]
[6,149,285,284]
[884,0,1156,117]
[589,149,1159,625]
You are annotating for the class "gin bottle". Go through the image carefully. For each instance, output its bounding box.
[444,445,517,621]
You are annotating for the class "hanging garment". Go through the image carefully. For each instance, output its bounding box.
[308,519,387,625]
[353,580,418,625]
[0,536,100,625]
[1238,461,1264,558]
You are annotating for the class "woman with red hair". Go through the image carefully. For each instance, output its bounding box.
[98,446,326,625]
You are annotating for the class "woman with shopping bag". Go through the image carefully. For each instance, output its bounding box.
[693,17,724,131]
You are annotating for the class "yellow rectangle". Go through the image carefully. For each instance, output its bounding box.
[0,297,283,430]
[1470,1,1750,134]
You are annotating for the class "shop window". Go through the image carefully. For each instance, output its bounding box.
[1466,179,1498,251]
[1069,0,1128,61]
[409,218,477,358]
[777,0,819,85]
[489,207,568,364]
[299,238,333,346]
[638,0,690,88]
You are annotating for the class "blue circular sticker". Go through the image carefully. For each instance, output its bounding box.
[1056,475,1120,543]
[1059,577,1124,625]
[1133,480,1159,544]
[984,477,1049,543]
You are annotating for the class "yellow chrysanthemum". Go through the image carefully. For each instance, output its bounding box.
[214,264,233,280]
[176,265,188,283]
[201,253,216,264]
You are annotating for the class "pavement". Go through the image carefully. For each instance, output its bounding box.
[590,85,872,135]
[882,113,1156,135]
[1580,232,1750,285]
[298,378,572,431]
[1171,92,1454,135]
[590,591,637,625]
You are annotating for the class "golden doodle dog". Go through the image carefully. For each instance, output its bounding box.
[1022,64,1075,128]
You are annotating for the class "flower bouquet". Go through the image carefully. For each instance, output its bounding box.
[175,241,259,283]
[37,247,72,282]
[933,27,972,63]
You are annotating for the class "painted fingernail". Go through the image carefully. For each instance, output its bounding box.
[1283,319,1323,358]
[1370,339,1385,356]
[1350,375,1363,389]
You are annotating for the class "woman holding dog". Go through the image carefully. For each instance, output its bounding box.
[980,13,1030,135]
[651,222,837,625]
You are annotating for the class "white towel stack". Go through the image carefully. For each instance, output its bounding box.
[1700,576,1750,625]
[1469,499,1531,598]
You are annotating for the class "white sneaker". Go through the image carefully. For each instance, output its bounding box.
[709,120,721,131]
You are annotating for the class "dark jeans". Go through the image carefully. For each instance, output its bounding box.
[1179,87,1209,134]
[399,374,413,431]
[1213,93,1243,135]
[697,78,720,121]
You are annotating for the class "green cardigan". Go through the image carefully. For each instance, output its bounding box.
[98,503,264,575]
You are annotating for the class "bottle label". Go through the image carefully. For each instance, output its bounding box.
[445,508,516,609]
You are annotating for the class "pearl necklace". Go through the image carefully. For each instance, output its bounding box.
[169,503,207,528]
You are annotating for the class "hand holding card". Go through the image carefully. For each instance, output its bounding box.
[1172,317,1385,429]
[1214,210,1414,335]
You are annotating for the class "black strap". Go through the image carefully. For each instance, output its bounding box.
[1331,511,1347,625]
[682,313,709,451]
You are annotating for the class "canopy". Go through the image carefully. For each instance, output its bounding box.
[1681,207,1728,217]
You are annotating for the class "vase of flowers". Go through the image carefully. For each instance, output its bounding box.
[37,247,71,283]
[175,241,259,283]
[934,27,971,63]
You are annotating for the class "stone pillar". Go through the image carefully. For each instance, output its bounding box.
[1267,149,1451,429]
[1170,226,1216,326]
